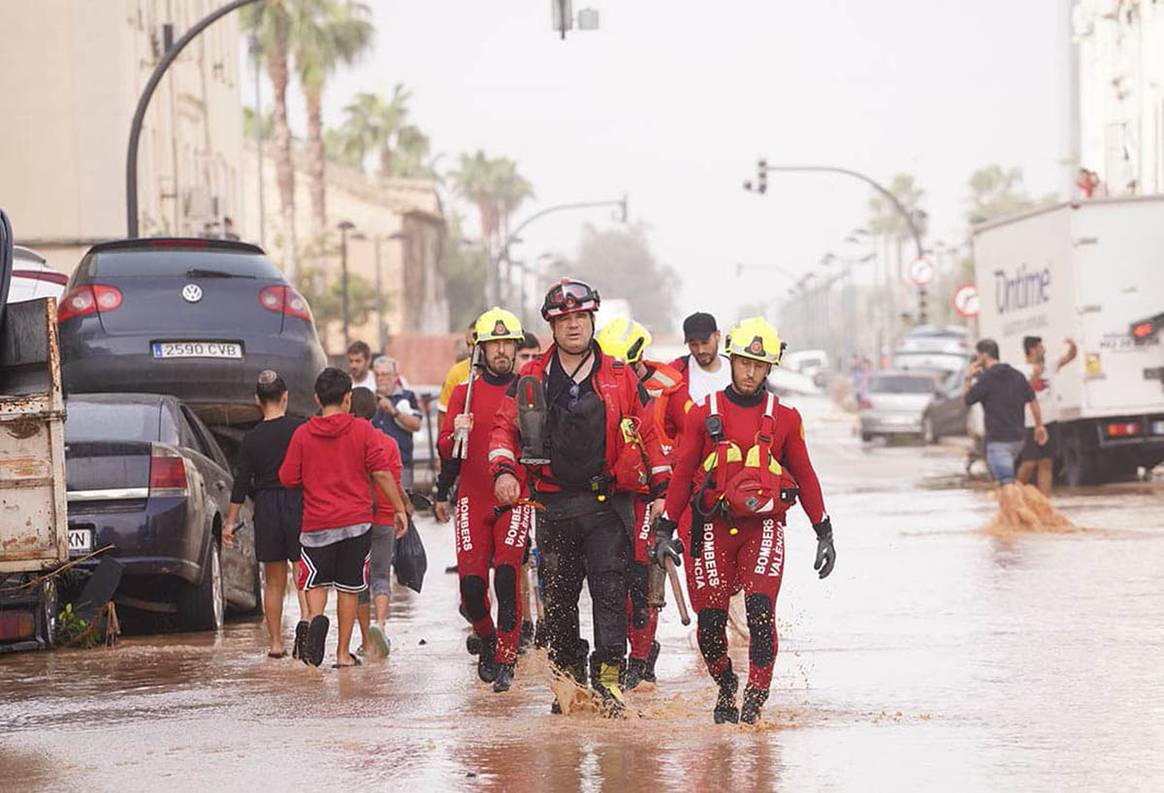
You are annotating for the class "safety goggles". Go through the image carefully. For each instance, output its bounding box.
[545,281,598,311]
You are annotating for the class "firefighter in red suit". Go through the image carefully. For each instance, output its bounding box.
[652,317,837,725]
[489,278,670,717]
[434,307,532,694]
[596,317,693,689]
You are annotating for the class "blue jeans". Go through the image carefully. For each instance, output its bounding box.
[985,440,1024,485]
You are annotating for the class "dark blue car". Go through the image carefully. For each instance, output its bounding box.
[58,238,326,425]
[65,393,259,631]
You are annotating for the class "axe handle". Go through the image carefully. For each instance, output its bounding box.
[666,558,691,626]
[451,346,481,459]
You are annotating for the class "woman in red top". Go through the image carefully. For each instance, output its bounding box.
[653,317,837,725]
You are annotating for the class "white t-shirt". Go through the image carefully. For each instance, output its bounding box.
[1019,361,1057,426]
[351,370,377,393]
[685,354,733,405]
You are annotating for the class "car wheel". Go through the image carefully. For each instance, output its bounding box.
[923,415,938,445]
[242,561,263,619]
[1060,427,1097,487]
[178,542,225,632]
[861,432,874,443]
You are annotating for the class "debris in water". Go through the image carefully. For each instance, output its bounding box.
[987,484,1076,534]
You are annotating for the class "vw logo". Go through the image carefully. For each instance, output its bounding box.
[182,284,203,303]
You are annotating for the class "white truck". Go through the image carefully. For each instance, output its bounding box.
[0,209,68,651]
[973,197,1164,485]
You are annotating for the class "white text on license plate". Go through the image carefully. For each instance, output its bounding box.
[152,341,242,359]
[68,528,93,554]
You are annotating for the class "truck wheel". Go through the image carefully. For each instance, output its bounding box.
[37,578,59,648]
[1061,427,1097,487]
[861,431,874,443]
[178,543,224,632]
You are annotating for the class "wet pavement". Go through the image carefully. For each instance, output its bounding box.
[2,394,1162,792]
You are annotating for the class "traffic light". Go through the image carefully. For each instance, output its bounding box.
[757,158,768,194]
[917,287,928,325]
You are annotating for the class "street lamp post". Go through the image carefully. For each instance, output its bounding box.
[126,0,262,237]
[489,194,628,306]
[744,161,930,329]
[386,231,409,351]
[337,221,356,348]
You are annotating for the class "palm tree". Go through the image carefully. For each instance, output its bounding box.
[294,0,374,242]
[489,157,535,241]
[392,125,432,178]
[337,85,412,178]
[244,0,299,282]
[449,150,501,250]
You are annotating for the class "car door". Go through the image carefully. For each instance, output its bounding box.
[932,370,968,436]
[178,404,256,607]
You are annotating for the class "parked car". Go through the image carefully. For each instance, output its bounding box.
[64,393,259,631]
[783,349,831,387]
[858,369,968,443]
[5,245,67,305]
[58,238,326,426]
[893,325,972,374]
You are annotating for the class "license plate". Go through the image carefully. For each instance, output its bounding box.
[152,341,242,359]
[67,528,93,555]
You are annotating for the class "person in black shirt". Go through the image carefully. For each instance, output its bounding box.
[964,339,1047,515]
[224,370,307,658]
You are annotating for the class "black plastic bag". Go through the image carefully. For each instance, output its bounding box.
[393,517,427,593]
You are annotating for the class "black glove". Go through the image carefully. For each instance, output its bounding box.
[650,516,683,569]
[813,516,836,579]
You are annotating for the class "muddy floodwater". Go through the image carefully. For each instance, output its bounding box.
[3,395,1162,791]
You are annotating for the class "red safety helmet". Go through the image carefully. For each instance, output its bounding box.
[541,278,601,321]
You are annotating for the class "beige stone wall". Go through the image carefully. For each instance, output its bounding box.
[0,0,243,274]
[239,144,447,355]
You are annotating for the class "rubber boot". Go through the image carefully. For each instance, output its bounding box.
[624,656,648,691]
[493,663,515,693]
[477,635,499,683]
[713,663,740,724]
[740,686,769,725]
[590,659,627,719]
[642,640,660,683]
[550,653,589,714]
[466,633,482,656]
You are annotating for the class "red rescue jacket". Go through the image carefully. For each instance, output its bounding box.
[641,359,692,450]
[663,386,826,526]
[489,344,671,495]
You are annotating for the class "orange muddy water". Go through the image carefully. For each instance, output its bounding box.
[3,396,1162,792]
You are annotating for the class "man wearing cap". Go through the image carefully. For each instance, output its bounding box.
[489,278,671,717]
[671,312,733,406]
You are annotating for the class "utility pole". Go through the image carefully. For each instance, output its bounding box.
[249,32,265,248]
[338,221,355,349]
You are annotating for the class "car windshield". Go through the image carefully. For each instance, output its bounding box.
[81,250,283,280]
[65,400,162,443]
[869,375,934,394]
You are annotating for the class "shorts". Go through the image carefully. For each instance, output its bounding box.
[298,530,372,592]
[985,440,1025,485]
[358,524,397,604]
[1021,423,1057,462]
[253,488,303,563]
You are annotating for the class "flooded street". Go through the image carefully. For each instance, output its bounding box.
[3,394,1162,792]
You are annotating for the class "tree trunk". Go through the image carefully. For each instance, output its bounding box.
[267,26,298,284]
[379,145,392,179]
[305,88,327,246]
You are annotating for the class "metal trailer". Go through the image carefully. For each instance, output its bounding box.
[0,209,68,651]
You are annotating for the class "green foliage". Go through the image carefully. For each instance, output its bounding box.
[866,173,928,240]
[243,106,274,141]
[293,0,374,97]
[299,266,379,331]
[964,164,1055,225]
[55,603,101,649]
[444,215,488,331]
[563,223,680,330]
[334,85,414,177]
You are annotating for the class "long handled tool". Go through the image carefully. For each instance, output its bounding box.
[665,558,691,626]
[450,346,481,459]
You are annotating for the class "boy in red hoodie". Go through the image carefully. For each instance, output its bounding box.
[279,368,408,668]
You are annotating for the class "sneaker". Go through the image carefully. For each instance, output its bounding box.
[477,635,499,683]
[493,663,515,693]
[591,661,626,718]
[292,620,309,661]
[740,686,769,725]
[713,665,740,724]
[367,624,390,659]
[642,640,660,683]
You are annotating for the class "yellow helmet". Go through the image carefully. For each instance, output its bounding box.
[725,316,784,365]
[473,307,524,344]
[596,317,653,364]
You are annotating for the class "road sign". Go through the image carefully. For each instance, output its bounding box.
[907,256,935,286]
[952,283,979,318]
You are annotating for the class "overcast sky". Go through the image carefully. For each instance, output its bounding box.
[241,0,1068,330]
